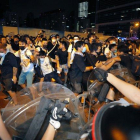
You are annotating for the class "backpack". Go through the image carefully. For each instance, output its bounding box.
[130,56,140,76]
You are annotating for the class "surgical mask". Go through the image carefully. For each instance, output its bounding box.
[57,38,60,41]
[40,58,45,63]
[82,47,86,53]
[74,40,78,44]
[52,39,56,43]
[114,49,117,53]
[0,53,5,57]
[20,46,25,50]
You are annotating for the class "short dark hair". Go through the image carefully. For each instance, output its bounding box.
[42,38,47,41]
[19,36,27,44]
[118,47,129,54]
[14,35,19,39]
[55,34,59,37]
[75,41,84,50]
[109,44,117,50]
[87,33,95,39]
[67,34,72,37]
[60,41,68,49]
[39,50,46,56]
[90,43,100,53]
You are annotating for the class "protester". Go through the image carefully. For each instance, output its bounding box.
[109,44,118,58]
[0,43,18,105]
[67,35,80,68]
[1,30,140,140]
[55,41,68,86]
[47,35,59,68]
[18,37,35,93]
[0,35,14,53]
[37,50,62,84]
[69,41,93,95]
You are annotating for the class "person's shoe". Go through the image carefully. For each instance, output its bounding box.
[20,92,30,96]
[4,96,12,101]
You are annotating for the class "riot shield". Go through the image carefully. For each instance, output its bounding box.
[2,82,85,140]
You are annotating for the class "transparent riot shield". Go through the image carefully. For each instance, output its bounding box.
[2,82,85,140]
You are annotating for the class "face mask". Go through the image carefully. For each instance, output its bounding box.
[57,38,60,41]
[52,39,56,43]
[111,41,116,44]
[40,58,45,63]
[0,53,5,57]
[20,46,25,50]
[82,47,86,53]
[114,49,117,53]
[74,40,78,44]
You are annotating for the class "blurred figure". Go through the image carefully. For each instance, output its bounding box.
[11,35,19,52]
[109,44,118,58]
[69,41,93,96]
[56,41,68,86]
[0,44,18,105]
[47,35,59,67]
[35,35,42,46]
[18,37,35,97]
[37,50,62,84]
[67,35,80,68]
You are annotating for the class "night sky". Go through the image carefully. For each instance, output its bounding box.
[9,0,78,19]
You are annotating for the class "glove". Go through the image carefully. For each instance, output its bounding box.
[50,100,71,129]
[94,68,108,82]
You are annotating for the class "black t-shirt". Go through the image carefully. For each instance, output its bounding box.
[47,42,59,59]
[69,54,86,82]
[1,52,18,79]
[119,54,132,70]
[56,49,68,65]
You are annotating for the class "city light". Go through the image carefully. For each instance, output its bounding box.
[135,23,139,27]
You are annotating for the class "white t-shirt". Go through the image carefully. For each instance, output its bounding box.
[68,44,76,64]
[39,57,54,76]
[19,48,34,72]
[104,47,111,58]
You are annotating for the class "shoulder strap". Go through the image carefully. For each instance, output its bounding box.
[47,44,57,56]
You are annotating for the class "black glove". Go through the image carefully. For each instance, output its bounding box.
[94,68,108,82]
[50,100,72,129]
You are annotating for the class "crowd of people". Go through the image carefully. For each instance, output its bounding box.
[1,31,140,139]
[0,31,140,105]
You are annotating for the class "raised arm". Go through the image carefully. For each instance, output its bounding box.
[94,68,140,105]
